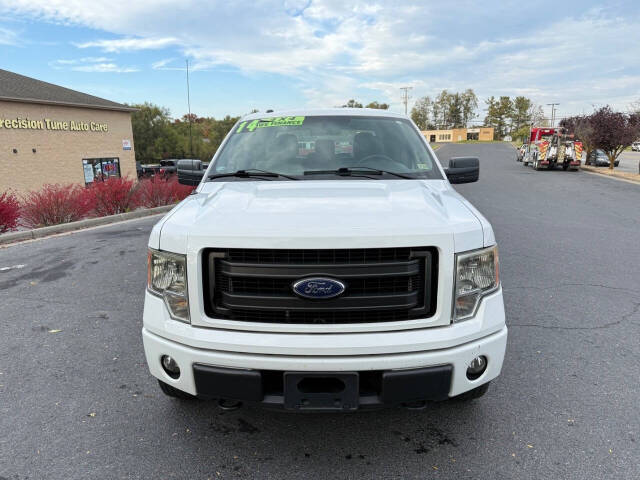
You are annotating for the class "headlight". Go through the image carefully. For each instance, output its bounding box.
[453,245,499,321]
[147,249,189,322]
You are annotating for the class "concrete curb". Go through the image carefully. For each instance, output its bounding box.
[0,205,174,246]
[580,166,640,185]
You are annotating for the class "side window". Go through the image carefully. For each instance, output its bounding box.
[83,158,121,185]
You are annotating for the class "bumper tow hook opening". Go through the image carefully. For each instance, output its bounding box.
[403,400,428,410]
[217,399,243,411]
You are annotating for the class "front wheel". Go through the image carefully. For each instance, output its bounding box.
[158,380,197,400]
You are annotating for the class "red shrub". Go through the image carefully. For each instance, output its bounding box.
[0,191,20,233]
[20,184,92,228]
[86,177,138,216]
[136,176,194,208]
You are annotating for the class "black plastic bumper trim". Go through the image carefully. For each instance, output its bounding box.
[193,364,263,401]
[192,363,453,408]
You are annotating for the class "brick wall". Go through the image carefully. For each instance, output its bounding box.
[0,100,136,193]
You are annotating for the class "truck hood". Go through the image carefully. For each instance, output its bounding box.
[152,180,487,253]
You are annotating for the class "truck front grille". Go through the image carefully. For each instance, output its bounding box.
[203,247,437,324]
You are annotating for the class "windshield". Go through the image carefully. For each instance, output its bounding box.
[209,115,442,180]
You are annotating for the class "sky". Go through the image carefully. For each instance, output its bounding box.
[1,0,639,121]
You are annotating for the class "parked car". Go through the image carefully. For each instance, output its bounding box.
[159,159,178,176]
[631,142,640,152]
[588,149,619,167]
[142,109,507,411]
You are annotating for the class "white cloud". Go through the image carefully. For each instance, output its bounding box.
[72,62,138,72]
[1,1,640,112]
[75,36,179,52]
[151,58,178,70]
[0,25,18,45]
[49,56,138,72]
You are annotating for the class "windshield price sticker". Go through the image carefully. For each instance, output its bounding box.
[236,116,305,133]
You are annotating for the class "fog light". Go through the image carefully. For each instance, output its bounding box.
[161,355,180,379]
[466,355,487,380]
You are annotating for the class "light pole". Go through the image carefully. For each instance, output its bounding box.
[400,86,412,115]
[547,103,559,127]
[186,59,193,158]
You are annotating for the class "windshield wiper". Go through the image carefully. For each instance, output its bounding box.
[304,167,413,179]
[208,169,299,180]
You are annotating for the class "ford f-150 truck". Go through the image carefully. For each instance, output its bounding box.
[142,109,507,411]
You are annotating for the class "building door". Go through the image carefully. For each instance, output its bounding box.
[430,135,436,142]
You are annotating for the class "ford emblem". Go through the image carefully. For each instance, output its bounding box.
[292,277,346,299]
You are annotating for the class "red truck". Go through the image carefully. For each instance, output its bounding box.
[524,127,582,171]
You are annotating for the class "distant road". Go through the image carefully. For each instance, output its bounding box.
[616,150,639,173]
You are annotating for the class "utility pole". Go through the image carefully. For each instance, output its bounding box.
[186,59,193,158]
[547,103,559,127]
[400,86,413,115]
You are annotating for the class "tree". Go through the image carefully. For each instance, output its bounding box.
[433,90,450,128]
[460,89,478,127]
[528,104,548,127]
[512,96,532,134]
[410,89,478,130]
[589,106,640,170]
[411,96,433,130]
[365,101,389,109]
[130,102,240,162]
[342,99,363,108]
[129,102,173,162]
[484,96,513,139]
[447,92,463,128]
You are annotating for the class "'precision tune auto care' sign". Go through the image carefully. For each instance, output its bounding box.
[0,117,109,132]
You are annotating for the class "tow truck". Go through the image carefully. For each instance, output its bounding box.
[523,127,582,171]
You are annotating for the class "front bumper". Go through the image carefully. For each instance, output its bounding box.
[142,325,507,406]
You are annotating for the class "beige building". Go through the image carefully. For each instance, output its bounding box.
[0,69,136,193]
[423,127,494,143]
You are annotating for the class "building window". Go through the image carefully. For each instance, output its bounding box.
[83,158,120,185]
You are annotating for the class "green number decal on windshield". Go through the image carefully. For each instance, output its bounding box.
[236,116,305,133]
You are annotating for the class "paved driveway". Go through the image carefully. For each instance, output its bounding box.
[615,150,640,173]
[1,143,639,479]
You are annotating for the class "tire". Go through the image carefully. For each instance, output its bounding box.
[452,382,490,401]
[562,164,569,171]
[158,379,197,400]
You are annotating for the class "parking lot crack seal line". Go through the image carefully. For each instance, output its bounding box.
[509,301,640,331]
[0,292,140,312]
[503,283,639,295]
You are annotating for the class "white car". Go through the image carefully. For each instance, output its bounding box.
[142,109,507,411]
[632,142,640,152]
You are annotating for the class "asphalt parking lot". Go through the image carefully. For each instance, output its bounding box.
[1,143,639,480]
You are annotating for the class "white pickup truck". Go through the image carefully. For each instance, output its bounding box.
[142,109,507,411]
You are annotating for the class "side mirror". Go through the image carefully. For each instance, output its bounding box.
[177,159,204,186]
[445,156,479,184]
